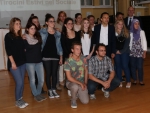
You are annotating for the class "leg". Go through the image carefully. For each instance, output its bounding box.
[87,79,98,94]
[136,58,144,83]
[130,56,137,82]
[78,86,89,104]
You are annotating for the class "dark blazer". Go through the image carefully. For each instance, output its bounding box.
[124,16,143,30]
[94,24,116,58]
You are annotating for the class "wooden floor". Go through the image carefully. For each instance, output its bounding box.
[1,54,150,113]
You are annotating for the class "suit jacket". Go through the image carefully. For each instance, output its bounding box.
[124,16,143,30]
[93,24,116,57]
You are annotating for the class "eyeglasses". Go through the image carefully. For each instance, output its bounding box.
[48,21,55,23]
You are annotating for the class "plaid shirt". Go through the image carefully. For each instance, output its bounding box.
[88,56,114,81]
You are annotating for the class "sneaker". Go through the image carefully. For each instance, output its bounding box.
[16,100,26,108]
[34,95,43,102]
[68,90,71,96]
[52,90,60,98]
[90,94,96,99]
[101,88,110,98]
[71,100,77,108]
[39,94,47,101]
[20,99,29,106]
[48,90,54,98]
[56,84,62,90]
[119,82,123,87]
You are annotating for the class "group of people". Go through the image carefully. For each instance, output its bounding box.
[4,6,147,109]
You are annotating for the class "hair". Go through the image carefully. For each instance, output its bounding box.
[71,41,82,49]
[25,22,42,44]
[87,15,95,20]
[128,6,135,11]
[57,11,67,23]
[100,12,109,18]
[27,14,41,30]
[116,12,124,17]
[75,13,82,23]
[80,18,92,38]
[114,20,129,38]
[95,43,106,51]
[62,17,74,38]
[9,17,22,37]
[44,13,55,27]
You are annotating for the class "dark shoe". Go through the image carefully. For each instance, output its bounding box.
[140,82,145,86]
[132,81,137,85]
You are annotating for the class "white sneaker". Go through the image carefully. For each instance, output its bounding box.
[90,94,96,99]
[71,100,77,108]
[102,88,110,98]
[68,90,71,96]
[52,90,60,98]
[48,90,54,98]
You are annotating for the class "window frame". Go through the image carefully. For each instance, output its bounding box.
[100,0,111,6]
[81,0,93,6]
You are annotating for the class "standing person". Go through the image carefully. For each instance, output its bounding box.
[79,18,95,59]
[130,19,147,85]
[4,17,28,108]
[87,15,96,31]
[24,22,46,102]
[64,42,89,108]
[114,20,131,88]
[94,12,116,58]
[74,13,82,32]
[39,14,63,98]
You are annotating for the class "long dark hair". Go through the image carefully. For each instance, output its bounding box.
[25,22,42,44]
[62,17,74,38]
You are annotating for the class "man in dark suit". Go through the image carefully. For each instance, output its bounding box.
[124,6,143,30]
[94,12,115,58]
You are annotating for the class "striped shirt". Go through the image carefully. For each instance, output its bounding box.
[88,55,114,81]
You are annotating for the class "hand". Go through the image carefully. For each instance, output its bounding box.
[59,58,63,65]
[116,51,121,54]
[86,54,91,60]
[102,81,110,89]
[143,52,146,59]
[80,83,86,91]
[83,58,87,64]
[111,53,115,59]
[22,34,26,40]
[11,63,17,70]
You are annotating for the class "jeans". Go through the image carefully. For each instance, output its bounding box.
[115,53,130,82]
[10,64,26,101]
[26,62,44,96]
[43,60,59,90]
[88,77,120,94]
[130,57,144,82]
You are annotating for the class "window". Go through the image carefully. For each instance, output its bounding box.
[81,0,93,5]
[100,0,111,5]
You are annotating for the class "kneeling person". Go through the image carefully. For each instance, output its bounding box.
[88,43,120,99]
[64,42,89,109]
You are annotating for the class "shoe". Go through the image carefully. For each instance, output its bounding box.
[126,82,131,88]
[139,82,145,86]
[20,99,29,106]
[71,100,77,108]
[34,95,43,102]
[132,81,137,85]
[16,100,26,108]
[122,78,125,82]
[56,84,62,91]
[119,83,123,87]
[68,90,71,96]
[90,94,96,99]
[60,81,65,86]
[52,90,60,98]
[48,90,54,98]
[102,88,110,98]
[39,94,47,101]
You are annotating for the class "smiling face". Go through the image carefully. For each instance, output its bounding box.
[65,20,74,30]
[89,17,95,25]
[101,14,109,25]
[116,21,124,31]
[27,25,36,36]
[71,45,81,57]
[83,20,90,29]
[14,20,21,32]
[96,46,106,57]
[76,15,82,24]
[134,21,139,30]
[32,18,40,28]
[128,7,134,17]
[59,13,66,23]
[46,18,55,28]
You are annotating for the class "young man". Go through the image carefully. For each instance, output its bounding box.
[116,12,124,21]
[64,42,89,108]
[88,43,120,99]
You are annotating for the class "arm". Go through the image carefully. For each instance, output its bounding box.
[111,26,116,58]
[61,33,69,56]
[119,37,130,54]
[141,31,147,58]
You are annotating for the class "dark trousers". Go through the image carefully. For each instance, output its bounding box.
[87,77,120,94]
[43,60,59,90]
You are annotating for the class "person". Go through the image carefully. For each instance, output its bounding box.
[64,42,89,108]
[129,19,147,85]
[4,17,28,108]
[124,6,143,30]
[39,14,63,98]
[88,43,120,99]
[114,20,131,88]
[79,18,95,60]
[74,13,82,32]
[24,22,47,102]
[94,12,116,58]
[87,15,96,31]
[55,11,67,32]
[116,12,124,21]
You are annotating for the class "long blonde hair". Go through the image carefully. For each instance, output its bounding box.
[114,20,129,38]
[80,18,92,38]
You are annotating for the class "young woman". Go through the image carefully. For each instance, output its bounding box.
[39,14,63,98]
[24,22,46,102]
[130,19,147,85]
[79,18,95,60]
[114,20,131,88]
[4,18,28,108]
[87,15,96,31]
[74,13,82,32]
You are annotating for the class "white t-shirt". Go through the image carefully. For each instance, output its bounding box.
[99,25,108,45]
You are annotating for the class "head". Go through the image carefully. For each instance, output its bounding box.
[9,17,22,37]
[57,11,67,23]
[95,43,106,58]
[71,42,82,57]
[116,12,124,21]
[130,19,141,32]
[100,12,109,25]
[45,13,55,28]
[87,15,95,25]
[128,6,135,17]
[75,13,82,24]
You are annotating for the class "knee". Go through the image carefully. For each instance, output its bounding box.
[70,84,79,92]
[82,99,89,104]
[114,78,120,86]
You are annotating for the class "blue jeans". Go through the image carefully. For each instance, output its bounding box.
[130,57,144,82]
[115,53,130,82]
[10,64,26,101]
[87,77,120,94]
[26,62,44,96]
